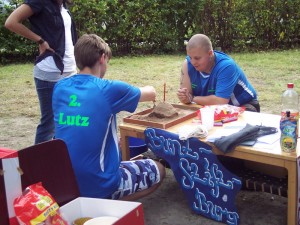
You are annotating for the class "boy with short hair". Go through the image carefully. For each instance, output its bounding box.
[52,34,165,200]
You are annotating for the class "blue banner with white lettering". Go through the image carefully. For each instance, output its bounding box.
[144,127,242,225]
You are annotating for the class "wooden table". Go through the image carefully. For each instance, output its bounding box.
[119,111,299,225]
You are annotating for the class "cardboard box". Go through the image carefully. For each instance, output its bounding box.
[60,197,144,225]
[0,140,145,225]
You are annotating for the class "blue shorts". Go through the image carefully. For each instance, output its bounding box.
[110,159,160,199]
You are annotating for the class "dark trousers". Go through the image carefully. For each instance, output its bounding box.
[242,99,260,112]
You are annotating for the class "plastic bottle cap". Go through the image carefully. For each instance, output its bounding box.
[287,83,294,88]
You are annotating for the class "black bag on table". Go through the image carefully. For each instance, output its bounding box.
[214,123,278,153]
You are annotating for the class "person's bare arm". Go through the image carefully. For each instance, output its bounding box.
[5,4,53,53]
[139,86,156,102]
[193,95,229,105]
[5,4,40,42]
[177,60,193,104]
[177,59,229,105]
[179,60,192,90]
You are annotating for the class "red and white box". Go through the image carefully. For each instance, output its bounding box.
[0,148,21,225]
[0,140,145,225]
[60,197,144,225]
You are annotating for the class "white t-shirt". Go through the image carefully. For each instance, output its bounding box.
[36,6,76,73]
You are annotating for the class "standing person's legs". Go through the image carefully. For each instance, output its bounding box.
[34,77,56,144]
[33,66,77,144]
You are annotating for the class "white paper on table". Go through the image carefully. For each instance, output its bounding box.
[253,139,279,150]
[250,114,280,145]
[207,125,245,142]
[245,113,280,128]
[256,132,280,144]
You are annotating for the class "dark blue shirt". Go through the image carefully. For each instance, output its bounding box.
[25,0,77,73]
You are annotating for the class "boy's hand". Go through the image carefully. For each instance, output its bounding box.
[177,88,192,104]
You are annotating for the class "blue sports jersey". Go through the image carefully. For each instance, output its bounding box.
[52,74,141,198]
[186,51,257,106]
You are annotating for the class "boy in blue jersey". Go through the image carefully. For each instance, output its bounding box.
[52,34,165,200]
[177,34,260,112]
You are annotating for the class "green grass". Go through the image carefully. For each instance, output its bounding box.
[233,49,300,112]
[1,50,300,118]
[0,50,300,149]
[0,64,38,118]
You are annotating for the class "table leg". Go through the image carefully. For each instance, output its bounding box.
[285,160,297,225]
[119,126,146,161]
[120,130,130,161]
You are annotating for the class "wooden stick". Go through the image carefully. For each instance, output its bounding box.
[163,82,166,102]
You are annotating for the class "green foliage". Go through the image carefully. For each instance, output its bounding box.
[230,0,300,51]
[1,0,300,62]
[0,0,37,64]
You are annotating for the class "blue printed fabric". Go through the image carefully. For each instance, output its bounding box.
[110,159,160,199]
[144,127,242,225]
